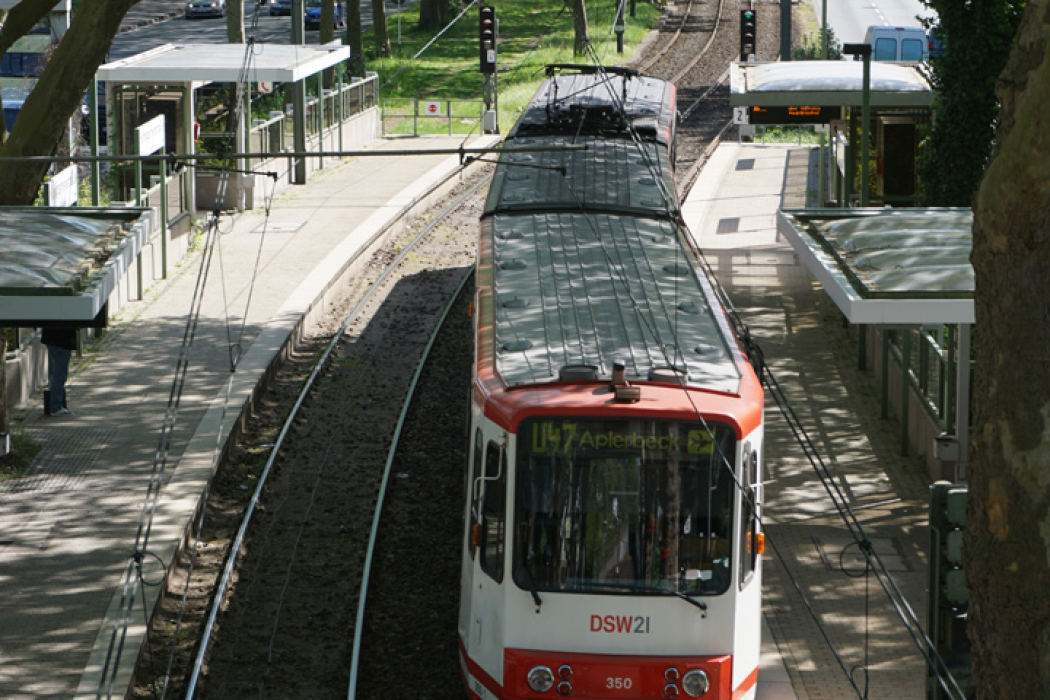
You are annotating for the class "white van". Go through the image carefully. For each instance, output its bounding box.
[864,25,929,61]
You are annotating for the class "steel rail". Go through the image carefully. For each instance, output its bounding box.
[345,266,474,700]
[636,0,699,74]
[669,0,728,86]
[182,171,491,699]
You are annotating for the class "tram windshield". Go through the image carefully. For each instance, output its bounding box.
[514,417,736,597]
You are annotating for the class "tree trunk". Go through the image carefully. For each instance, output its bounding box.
[372,0,391,57]
[0,0,55,57]
[0,328,7,447]
[0,0,139,206]
[571,0,589,57]
[320,0,335,85]
[418,0,448,31]
[226,0,245,43]
[968,0,1050,696]
[346,0,365,77]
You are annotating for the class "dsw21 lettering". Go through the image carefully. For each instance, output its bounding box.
[590,615,651,634]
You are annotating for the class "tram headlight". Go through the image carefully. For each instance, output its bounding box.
[681,669,710,697]
[527,665,556,693]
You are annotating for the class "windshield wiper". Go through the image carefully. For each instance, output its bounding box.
[581,580,708,612]
[669,590,708,612]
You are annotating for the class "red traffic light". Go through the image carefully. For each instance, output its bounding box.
[479,6,497,74]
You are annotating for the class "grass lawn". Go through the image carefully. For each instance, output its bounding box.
[363,0,662,133]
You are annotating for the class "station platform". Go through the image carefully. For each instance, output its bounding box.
[683,142,929,700]
[0,135,496,700]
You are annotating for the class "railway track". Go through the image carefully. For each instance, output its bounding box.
[128,4,788,698]
[128,170,489,699]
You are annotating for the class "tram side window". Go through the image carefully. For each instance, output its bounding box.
[740,449,761,587]
[479,442,506,582]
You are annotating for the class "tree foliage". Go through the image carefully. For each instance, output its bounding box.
[792,25,843,61]
[918,0,1024,206]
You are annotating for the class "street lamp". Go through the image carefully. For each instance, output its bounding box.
[843,43,872,207]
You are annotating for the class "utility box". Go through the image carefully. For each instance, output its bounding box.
[935,433,960,462]
[482,110,498,134]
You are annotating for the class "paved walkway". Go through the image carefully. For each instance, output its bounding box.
[0,135,496,700]
[683,142,929,700]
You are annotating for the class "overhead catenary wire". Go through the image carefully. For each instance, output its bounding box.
[94,13,281,697]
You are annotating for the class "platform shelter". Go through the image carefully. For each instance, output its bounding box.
[94,42,357,212]
[730,61,934,206]
[778,207,972,481]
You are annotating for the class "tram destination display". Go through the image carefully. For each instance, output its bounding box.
[747,104,840,125]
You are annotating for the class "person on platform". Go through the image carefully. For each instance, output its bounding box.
[41,327,77,416]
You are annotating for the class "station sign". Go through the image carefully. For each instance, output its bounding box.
[136,115,166,155]
[747,105,840,125]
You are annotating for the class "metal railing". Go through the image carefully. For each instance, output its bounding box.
[381,98,486,137]
[882,325,968,439]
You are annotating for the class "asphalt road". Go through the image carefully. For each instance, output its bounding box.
[110,0,420,61]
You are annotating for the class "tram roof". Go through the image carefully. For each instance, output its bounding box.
[730,61,933,108]
[485,135,675,219]
[511,67,675,142]
[489,212,742,394]
[0,207,152,325]
[777,208,974,324]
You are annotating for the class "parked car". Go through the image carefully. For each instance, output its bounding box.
[269,0,292,16]
[185,0,226,18]
[863,25,928,61]
[304,0,345,30]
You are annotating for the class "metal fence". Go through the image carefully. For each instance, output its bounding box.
[381,98,486,137]
[883,325,966,436]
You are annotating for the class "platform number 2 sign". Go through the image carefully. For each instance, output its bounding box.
[733,106,749,125]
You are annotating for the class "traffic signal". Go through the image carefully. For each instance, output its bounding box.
[739,9,756,60]
[928,483,974,700]
[479,6,497,75]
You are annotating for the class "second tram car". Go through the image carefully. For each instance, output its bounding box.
[460,65,765,700]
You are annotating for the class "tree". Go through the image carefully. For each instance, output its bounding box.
[570,0,588,56]
[372,0,391,57]
[346,0,364,77]
[418,0,449,31]
[319,0,335,44]
[319,0,335,85]
[226,0,245,42]
[0,0,139,204]
[0,0,141,441]
[918,0,1023,206]
[968,0,1050,696]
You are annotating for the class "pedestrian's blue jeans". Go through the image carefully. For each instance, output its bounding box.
[48,345,72,412]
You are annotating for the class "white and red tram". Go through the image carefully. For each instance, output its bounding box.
[459,66,764,700]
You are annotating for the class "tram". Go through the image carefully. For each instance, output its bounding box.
[459,65,765,700]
